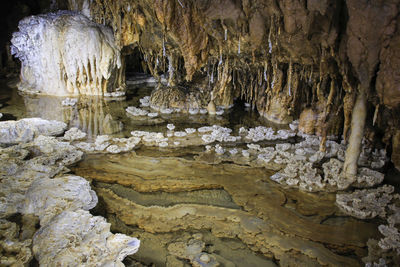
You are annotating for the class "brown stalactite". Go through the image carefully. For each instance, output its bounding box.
[65,0,400,166]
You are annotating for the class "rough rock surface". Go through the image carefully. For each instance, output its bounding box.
[0,219,33,266]
[11,11,124,96]
[0,118,66,144]
[0,118,140,266]
[392,130,400,171]
[33,210,140,267]
[23,175,98,225]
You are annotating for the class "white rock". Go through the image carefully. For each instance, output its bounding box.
[61,98,78,106]
[189,108,199,115]
[198,126,213,133]
[147,112,158,118]
[32,210,140,266]
[63,127,86,141]
[167,124,175,131]
[229,148,238,155]
[185,128,196,134]
[11,11,122,96]
[215,110,224,116]
[202,134,215,144]
[106,145,122,154]
[174,131,187,137]
[74,142,94,152]
[336,185,395,219]
[0,118,67,144]
[215,145,225,155]
[159,142,168,147]
[23,175,97,225]
[131,130,148,137]
[242,150,250,157]
[126,106,148,116]
[139,96,150,107]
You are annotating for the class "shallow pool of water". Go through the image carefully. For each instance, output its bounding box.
[1,79,380,266]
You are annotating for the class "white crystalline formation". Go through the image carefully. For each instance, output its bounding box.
[11,11,123,96]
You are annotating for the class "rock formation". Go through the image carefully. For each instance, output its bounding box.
[61,0,400,178]
[0,118,140,266]
[11,11,124,96]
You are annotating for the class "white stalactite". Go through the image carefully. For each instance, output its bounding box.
[11,11,122,96]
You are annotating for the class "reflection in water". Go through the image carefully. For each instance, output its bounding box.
[23,95,124,138]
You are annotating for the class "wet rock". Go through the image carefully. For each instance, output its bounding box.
[0,118,66,144]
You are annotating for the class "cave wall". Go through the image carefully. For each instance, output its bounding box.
[63,0,400,168]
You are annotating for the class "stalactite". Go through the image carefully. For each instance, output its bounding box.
[288,59,293,97]
[238,37,241,55]
[167,55,175,86]
[342,81,354,143]
[373,104,380,126]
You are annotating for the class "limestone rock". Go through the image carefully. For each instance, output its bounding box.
[392,130,400,171]
[0,135,82,219]
[299,108,317,134]
[11,11,123,96]
[150,86,208,112]
[63,127,87,141]
[336,185,396,219]
[23,175,98,225]
[33,210,140,267]
[0,118,67,144]
[0,219,33,266]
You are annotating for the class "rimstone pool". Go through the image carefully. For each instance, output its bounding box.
[0,79,386,266]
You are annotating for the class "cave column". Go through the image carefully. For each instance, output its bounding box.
[343,86,367,180]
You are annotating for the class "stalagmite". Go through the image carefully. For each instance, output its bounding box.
[11,11,123,96]
[207,100,216,115]
[343,87,367,180]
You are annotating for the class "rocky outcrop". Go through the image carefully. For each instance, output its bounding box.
[0,118,66,144]
[11,11,124,96]
[33,210,140,266]
[0,118,140,266]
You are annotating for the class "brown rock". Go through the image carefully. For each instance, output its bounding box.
[376,34,400,108]
[392,130,400,171]
[299,108,317,134]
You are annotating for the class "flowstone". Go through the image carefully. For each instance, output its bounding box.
[11,11,123,96]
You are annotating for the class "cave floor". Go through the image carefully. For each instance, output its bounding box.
[0,79,381,266]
